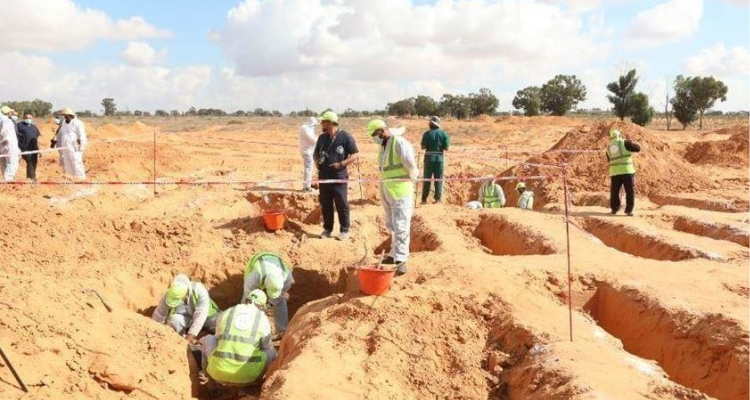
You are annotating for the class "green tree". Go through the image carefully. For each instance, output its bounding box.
[387,98,416,117]
[413,95,439,117]
[155,110,168,117]
[540,75,587,116]
[2,99,54,117]
[101,98,117,116]
[439,94,472,119]
[689,76,728,130]
[170,110,181,117]
[629,93,655,126]
[606,69,638,121]
[469,88,499,116]
[671,75,698,129]
[512,86,542,116]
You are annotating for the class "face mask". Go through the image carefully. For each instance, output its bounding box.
[372,136,383,145]
[10,115,18,122]
[54,118,62,125]
[24,119,32,125]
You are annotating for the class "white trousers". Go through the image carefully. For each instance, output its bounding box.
[1,154,19,181]
[60,147,86,179]
[380,186,413,262]
[301,152,314,190]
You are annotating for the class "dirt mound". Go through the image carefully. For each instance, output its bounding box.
[130,121,155,135]
[85,142,188,181]
[494,115,579,126]
[684,124,749,167]
[95,123,125,139]
[500,121,714,207]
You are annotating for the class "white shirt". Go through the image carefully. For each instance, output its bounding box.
[55,118,88,152]
[298,124,317,155]
[0,115,19,155]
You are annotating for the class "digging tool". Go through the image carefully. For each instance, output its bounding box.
[0,344,28,393]
[356,157,364,201]
[83,289,113,312]
[377,250,386,270]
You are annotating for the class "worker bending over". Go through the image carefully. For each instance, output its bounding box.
[479,179,506,208]
[516,182,534,210]
[242,252,294,338]
[152,274,221,344]
[368,119,419,276]
[200,290,276,387]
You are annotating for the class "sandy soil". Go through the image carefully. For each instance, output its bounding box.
[0,116,747,400]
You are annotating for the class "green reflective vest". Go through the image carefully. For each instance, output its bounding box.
[381,137,413,199]
[206,304,268,385]
[481,183,503,209]
[518,191,534,210]
[245,252,292,291]
[606,139,635,176]
[168,283,220,318]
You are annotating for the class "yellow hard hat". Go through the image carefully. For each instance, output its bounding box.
[166,281,189,308]
[0,106,11,115]
[320,110,339,125]
[248,289,268,307]
[609,129,622,139]
[366,119,387,136]
[515,182,526,191]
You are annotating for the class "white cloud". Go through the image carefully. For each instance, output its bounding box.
[0,0,170,52]
[214,0,608,83]
[625,0,703,49]
[684,43,750,77]
[540,0,602,12]
[120,42,166,66]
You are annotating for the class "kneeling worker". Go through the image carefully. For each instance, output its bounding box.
[152,274,221,343]
[242,252,293,337]
[516,182,534,210]
[478,179,506,209]
[201,290,276,386]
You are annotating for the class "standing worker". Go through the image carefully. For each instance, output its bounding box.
[200,290,276,387]
[0,106,20,182]
[313,111,359,240]
[152,274,221,344]
[516,182,534,210]
[606,129,641,216]
[420,116,449,204]
[298,117,318,192]
[478,179,506,208]
[241,252,293,339]
[54,108,87,179]
[16,113,41,181]
[368,119,419,276]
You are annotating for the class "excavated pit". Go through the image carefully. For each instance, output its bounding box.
[650,193,750,213]
[472,214,560,255]
[373,214,442,254]
[581,218,713,261]
[673,216,749,248]
[584,283,750,400]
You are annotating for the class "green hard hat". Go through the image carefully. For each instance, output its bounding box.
[366,119,387,136]
[248,289,268,307]
[166,281,189,308]
[0,106,11,115]
[320,110,339,125]
[609,129,622,139]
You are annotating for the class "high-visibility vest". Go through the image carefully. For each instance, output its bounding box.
[168,282,220,318]
[606,139,635,176]
[518,191,534,210]
[206,304,268,385]
[481,183,502,209]
[380,137,413,199]
[245,252,292,291]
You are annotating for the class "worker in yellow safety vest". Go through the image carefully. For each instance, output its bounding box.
[478,179,506,208]
[368,119,419,276]
[152,274,221,344]
[605,129,641,216]
[242,252,294,338]
[199,289,276,387]
[515,182,534,210]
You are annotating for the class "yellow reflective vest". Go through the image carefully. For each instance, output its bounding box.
[380,137,413,199]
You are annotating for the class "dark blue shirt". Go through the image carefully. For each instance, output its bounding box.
[16,122,40,152]
[313,129,359,180]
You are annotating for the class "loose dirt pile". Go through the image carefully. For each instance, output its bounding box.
[500,120,715,207]
[684,124,749,167]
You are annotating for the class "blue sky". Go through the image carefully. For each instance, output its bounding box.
[1,0,748,113]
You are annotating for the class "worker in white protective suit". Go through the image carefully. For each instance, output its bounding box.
[298,117,318,192]
[0,106,20,181]
[54,108,87,179]
[152,274,221,344]
[367,119,419,276]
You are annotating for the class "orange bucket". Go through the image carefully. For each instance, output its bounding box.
[357,266,396,296]
[262,210,286,231]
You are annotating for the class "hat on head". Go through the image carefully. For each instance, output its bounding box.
[247,289,268,307]
[428,116,441,127]
[609,129,622,139]
[166,278,189,308]
[515,182,526,191]
[366,119,387,136]
[0,106,11,115]
[59,107,76,116]
[320,111,339,125]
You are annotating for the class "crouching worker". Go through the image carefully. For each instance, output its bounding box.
[479,178,506,209]
[200,290,276,387]
[516,182,534,210]
[242,252,293,338]
[152,274,221,344]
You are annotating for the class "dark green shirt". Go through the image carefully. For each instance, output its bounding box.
[421,129,450,161]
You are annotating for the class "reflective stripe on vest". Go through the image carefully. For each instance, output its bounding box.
[606,139,635,176]
[167,283,220,318]
[206,305,267,385]
[246,252,291,291]
[482,183,500,208]
[381,137,412,199]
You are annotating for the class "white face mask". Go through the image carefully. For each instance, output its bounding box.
[10,115,18,122]
[372,136,383,145]
[54,118,62,125]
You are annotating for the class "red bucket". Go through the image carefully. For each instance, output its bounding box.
[263,210,286,231]
[357,266,396,296]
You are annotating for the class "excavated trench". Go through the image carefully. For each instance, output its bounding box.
[673,216,749,248]
[581,218,715,261]
[584,283,750,400]
[472,214,560,255]
[373,214,442,254]
[650,193,750,213]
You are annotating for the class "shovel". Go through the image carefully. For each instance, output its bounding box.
[0,344,28,393]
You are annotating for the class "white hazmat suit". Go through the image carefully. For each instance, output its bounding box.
[298,117,318,190]
[55,117,88,179]
[0,114,19,181]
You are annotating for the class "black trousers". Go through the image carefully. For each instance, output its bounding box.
[22,154,38,180]
[610,174,635,213]
[319,183,350,233]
